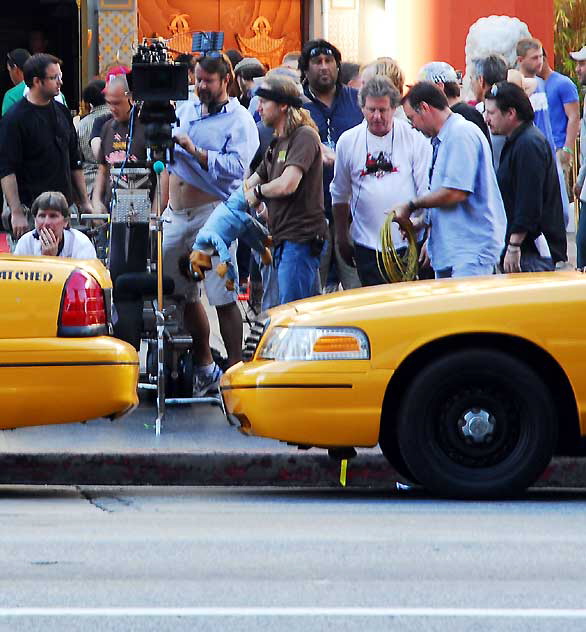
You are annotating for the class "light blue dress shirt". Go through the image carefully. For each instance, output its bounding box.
[428,113,506,271]
[170,97,259,201]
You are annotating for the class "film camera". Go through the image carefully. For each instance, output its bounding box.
[129,40,188,163]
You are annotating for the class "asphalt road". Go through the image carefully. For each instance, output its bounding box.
[1,485,586,631]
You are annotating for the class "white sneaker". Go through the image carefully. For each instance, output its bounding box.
[193,363,223,397]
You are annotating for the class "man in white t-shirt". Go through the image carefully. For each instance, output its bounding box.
[13,191,96,258]
[330,75,431,285]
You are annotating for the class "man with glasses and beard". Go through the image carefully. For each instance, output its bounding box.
[161,53,258,395]
[0,53,94,238]
[299,39,363,292]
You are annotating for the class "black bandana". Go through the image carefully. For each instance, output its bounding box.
[255,87,303,108]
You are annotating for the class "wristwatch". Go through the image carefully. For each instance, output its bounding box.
[407,200,417,212]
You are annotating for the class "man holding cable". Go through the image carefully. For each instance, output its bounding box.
[162,53,258,395]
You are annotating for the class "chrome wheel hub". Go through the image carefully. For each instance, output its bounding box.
[460,408,495,443]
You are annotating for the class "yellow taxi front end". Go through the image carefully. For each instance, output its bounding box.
[0,254,139,428]
[222,272,586,449]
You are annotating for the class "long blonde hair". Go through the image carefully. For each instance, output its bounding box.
[262,74,317,137]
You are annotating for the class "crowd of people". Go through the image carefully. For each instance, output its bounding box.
[0,34,583,395]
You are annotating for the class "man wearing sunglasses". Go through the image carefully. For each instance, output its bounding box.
[299,39,363,292]
[0,53,94,238]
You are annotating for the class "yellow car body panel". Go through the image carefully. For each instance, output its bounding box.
[0,254,139,428]
[221,271,586,446]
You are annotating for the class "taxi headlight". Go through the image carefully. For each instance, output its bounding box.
[257,326,370,361]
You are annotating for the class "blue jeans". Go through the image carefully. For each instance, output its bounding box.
[435,262,496,278]
[275,240,321,305]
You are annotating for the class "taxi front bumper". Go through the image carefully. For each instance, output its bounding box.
[220,360,392,448]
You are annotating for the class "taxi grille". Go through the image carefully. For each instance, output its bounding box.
[242,318,269,362]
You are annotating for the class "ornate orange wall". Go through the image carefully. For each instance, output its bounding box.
[138,0,301,59]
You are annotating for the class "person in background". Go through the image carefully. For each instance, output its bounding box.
[233,57,266,109]
[2,49,31,116]
[538,49,579,193]
[485,81,567,272]
[76,79,108,197]
[339,62,361,89]
[13,191,96,258]
[225,49,243,98]
[300,39,363,292]
[419,61,491,147]
[176,53,196,100]
[571,45,586,269]
[470,54,508,168]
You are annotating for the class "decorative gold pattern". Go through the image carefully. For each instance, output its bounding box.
[236,17,285,69]
[98,9,137,76]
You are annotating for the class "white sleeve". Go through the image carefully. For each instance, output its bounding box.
[72,232,97,259]
[13,232,35,256]
[329,131,353,205]
[411,128,432,199]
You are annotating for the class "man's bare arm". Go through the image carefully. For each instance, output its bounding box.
[1,174,28,237]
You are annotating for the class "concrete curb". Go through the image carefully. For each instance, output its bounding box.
[0,453,584,488]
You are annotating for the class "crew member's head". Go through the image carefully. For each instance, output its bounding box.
[299,39,342,93]
[6,48,30,87]
[176,53,196,85]
[418,61,460,103]
[470,54,508,103]
[570,45,586,87]
[360,57,405,95]
[195,54,234,107]
[31,191,70,241]
[23,53,63,101]
[256,74,316,137]
[105,74,132,123]
[82,79,106,111]
[484,81,534,137]
[359,75,401,137]
[234,57,266,99]
[402,81,450,138]
[516,37,543,78]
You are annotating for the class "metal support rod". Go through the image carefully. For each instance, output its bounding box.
[153,162,166,435]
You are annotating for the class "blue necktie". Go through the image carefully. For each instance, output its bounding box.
[429,137,441,186]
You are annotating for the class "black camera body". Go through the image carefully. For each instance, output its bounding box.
[129,40,188,163]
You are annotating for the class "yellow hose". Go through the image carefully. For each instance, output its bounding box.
[376,211,419,283]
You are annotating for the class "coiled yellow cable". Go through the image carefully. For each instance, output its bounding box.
[376,211,419,283]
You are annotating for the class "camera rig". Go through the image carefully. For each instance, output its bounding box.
[129,39,188,164]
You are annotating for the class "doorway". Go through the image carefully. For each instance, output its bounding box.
[0,0,80,113]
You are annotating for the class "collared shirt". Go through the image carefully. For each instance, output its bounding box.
[427,112,506,270]
[169,97,259,201]
[497,122,567,264]
[330,119,431,250]
[303,83,363,217]
[14,227,97,258]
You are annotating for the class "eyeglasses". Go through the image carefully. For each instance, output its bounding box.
[308,47,334,59]
[44,73,63,81]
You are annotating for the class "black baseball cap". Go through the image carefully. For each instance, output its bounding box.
[7,48,31,70]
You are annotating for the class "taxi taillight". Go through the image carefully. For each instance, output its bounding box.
[58,268,109,337]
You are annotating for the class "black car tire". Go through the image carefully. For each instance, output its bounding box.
[396,349,557,499]
[379,426,419,484]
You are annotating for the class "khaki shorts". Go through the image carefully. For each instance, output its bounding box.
[162,201,238,306]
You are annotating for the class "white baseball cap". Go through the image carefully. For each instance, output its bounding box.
[570,46,586,61]
[418,61,458,84]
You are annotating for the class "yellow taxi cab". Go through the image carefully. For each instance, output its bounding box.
[221,271,586,498]
[0,254,139,427]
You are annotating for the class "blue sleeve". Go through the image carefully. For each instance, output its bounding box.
[439,124,480,194]
[560,77,579,104]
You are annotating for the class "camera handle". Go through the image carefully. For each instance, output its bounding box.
[153,160,166,436]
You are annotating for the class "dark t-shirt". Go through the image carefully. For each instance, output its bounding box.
[256,125,327,246]
[451,102,492,149]
[90,113,112,143]
[0,98,82,207]
[97,114,147,166]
